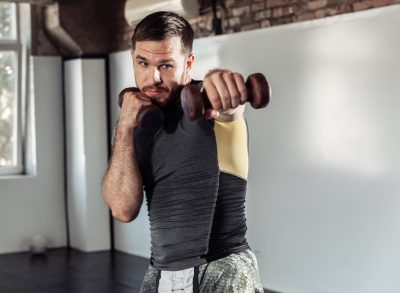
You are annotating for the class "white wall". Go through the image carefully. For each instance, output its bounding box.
[0,57,67,253]
[64,59,110,252]
[235,6,400,293]
[108,5,400,293]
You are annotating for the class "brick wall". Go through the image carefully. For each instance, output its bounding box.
[190,0,400,38]
[32,0,399,55]
[31,0,132,56]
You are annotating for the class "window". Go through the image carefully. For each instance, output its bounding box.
[0,2,25,175]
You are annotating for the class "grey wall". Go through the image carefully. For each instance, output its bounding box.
[0,57,67,253]
[108,5,400,293]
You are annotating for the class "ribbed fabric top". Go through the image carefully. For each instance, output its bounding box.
[135,96,219,270]
[134,82,248,271]
[206,172,249,261]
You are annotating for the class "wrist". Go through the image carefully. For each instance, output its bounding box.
[216,105,245,122]
[116,124,135,137]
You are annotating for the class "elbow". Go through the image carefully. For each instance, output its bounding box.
[102,182,143,223]
[104,193,142,223]
[112,208,139,223]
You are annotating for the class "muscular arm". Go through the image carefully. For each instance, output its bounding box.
[102,126,143,222]
[102,90,151,223]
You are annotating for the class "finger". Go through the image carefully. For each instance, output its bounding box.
[119,87,141,107]
[233,73,248,105]
[203,78,222,111]
[222,72,240,109]
[123,92,150,104]
[204,109,220,120]
[211,72,231,111]
[121,93,152,113]
[135,94,152,103]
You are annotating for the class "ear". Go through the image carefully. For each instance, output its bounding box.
[186,53,195,71]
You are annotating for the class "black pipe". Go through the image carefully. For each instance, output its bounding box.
[212,0,222,35]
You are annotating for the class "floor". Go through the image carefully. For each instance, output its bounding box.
[0,248,148,293]
[0,248,278,293]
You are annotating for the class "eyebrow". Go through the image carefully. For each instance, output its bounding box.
[136,54,175,64]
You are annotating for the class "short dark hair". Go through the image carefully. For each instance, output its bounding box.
[131,11,194,54]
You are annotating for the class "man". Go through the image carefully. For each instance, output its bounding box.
[102,11,263,293]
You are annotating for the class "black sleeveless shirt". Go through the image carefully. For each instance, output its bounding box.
[134,83,249,271]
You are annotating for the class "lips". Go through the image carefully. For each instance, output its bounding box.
[143,87,168,96]
[146,89,162,95]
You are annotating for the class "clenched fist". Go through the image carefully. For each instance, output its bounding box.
[118,88,153,130]
[202,70,248,120]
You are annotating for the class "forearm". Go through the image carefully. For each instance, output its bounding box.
[102,126,143,222]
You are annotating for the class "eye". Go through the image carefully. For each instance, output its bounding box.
[138,60,148,67]
[160,64,173,70]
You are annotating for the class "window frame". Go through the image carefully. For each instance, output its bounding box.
[0,3,26,176]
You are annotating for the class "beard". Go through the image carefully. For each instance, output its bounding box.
[135,71,189,107]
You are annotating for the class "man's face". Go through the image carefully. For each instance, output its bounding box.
[131,37,194,107]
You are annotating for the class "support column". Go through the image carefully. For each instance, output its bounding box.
[64,58,110,251]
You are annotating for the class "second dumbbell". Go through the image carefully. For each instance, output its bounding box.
[180,73,271,121]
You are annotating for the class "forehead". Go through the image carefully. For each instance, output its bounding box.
[134,37,184,60]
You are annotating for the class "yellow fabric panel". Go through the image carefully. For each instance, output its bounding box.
[214,117,248,180]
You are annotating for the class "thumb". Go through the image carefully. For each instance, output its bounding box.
[204,109,220,120]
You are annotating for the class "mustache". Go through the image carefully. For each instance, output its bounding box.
[142,85,168,92]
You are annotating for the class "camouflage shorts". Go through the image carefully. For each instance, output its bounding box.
[139,249,264,293]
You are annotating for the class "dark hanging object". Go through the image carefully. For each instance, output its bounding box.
[212,0,222,35]
[8,0,54,4]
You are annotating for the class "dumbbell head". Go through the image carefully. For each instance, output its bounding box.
[180,85,205,121]
[245,73,271,109]
[136,105,164,131]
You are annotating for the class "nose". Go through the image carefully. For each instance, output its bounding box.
[152,67,161,84]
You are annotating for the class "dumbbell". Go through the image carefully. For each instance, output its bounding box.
[181,73,270,121]
[118,87,164,131]
[118,73,270,129]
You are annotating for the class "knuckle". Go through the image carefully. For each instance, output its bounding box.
[238,81,247,90]
[221,90,229,99]
[221,93,230,103]
[214,71,224,80]
[233,72,244,80]
[221,97,231,108]
[203,78,211,87]
[232,91,240,100]
[203,80,215,93]
[222,71,232,79]
[239,85,248,96]
[123,93,134,102]
[127,94,136,102]
[231,96,240,108]
[210,97,222,110]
